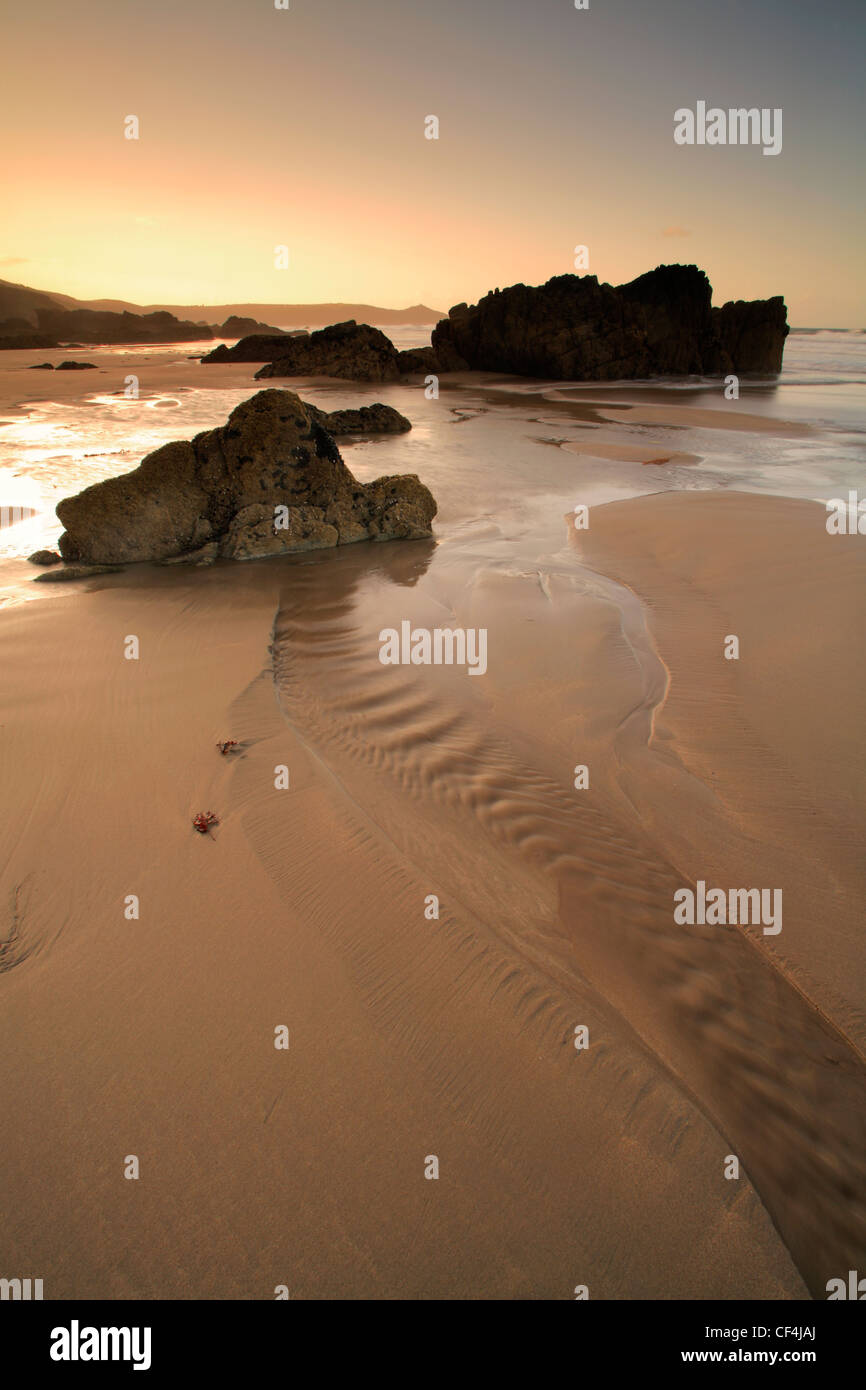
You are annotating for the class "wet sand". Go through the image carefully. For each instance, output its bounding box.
[1,483,863,1298]
[0,349,266,416]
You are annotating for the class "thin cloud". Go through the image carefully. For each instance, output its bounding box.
[661,225,691,238]
[0,256,29,266]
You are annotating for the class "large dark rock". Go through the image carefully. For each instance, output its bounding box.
[56,389,435,565]
[431,266,788,378]
[201,333,306,364]
[252,321,401,382]
[203,324,432,381]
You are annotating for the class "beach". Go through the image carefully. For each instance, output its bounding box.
[0,334,864,1298]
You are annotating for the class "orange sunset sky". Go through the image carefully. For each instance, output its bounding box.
[2,0,864,325]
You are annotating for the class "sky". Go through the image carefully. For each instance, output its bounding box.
[2,0,864,325]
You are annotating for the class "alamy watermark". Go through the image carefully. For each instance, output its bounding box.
[50,1321,152,1371]
[379,621,487,676]
[674,880,782,935]
[826,491,865,534]
[674,102,782,156]
[1,1276,43,1299]
[826,1270,866,1299]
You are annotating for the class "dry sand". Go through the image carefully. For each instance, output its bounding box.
[1,486,863,1299]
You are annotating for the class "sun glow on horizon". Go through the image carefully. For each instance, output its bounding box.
[1,0,864,325]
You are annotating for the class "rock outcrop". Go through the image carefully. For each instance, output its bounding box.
[201,333,309,364]
[204,327,443,380]
[431,266,788,378]
[215,315,286,339]
[712,297,790,374]
[56,389,435,566]
[397,347,441,374]
[33,307,213,345]
[306,403,411,436]
[250,321,402,382]
[202,321,403,381]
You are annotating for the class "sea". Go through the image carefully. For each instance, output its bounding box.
[1,327,864,581]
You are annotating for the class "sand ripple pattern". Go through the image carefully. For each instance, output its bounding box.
[261,560,866,1298]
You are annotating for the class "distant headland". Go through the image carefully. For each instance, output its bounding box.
[0,277,445,348]
[0,266,788,377]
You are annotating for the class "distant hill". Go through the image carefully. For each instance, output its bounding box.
[0,279,444,328]
[0,279,72,321]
